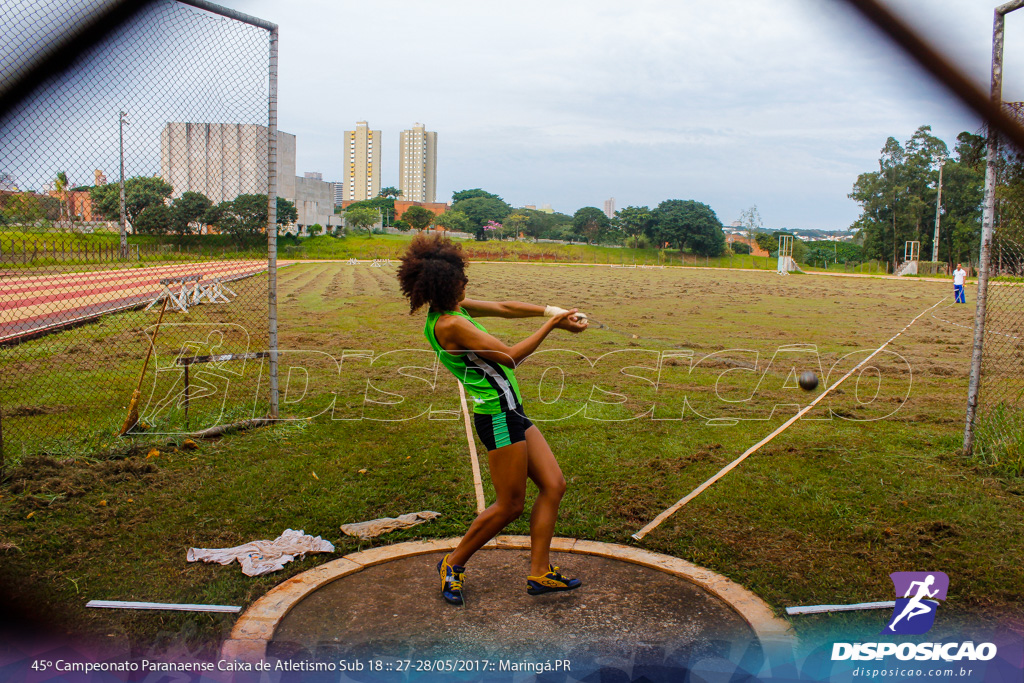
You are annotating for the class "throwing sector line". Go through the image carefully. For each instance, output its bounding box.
[632,296,948,541]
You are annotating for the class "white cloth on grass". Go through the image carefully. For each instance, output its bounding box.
[340,511,441,540]
[187,529,334,577]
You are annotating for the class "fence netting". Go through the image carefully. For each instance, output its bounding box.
[0,0,275,467]
[973,107,1024,475]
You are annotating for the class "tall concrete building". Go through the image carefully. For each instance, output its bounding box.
[603,197,616,219]
[399,122,437,203]
[160,122,342,230]
[343,121,381,202]
[160,122,296,203]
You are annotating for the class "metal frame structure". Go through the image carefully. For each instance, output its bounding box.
[904,240,920,263]
[175,0,279,419]
[777,234,795,274]
[897,241,921,276]
[0,0,280,472]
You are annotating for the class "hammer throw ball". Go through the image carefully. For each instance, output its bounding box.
[798,371,819,391]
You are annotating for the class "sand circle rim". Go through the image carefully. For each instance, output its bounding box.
[221,535,796,661]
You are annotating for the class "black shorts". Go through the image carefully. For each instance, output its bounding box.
[473,405,533,451]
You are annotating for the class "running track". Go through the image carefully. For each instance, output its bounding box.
[0,260,270,342]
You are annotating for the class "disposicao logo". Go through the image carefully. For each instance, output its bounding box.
[883,571,948,635]
[831,571,998,663]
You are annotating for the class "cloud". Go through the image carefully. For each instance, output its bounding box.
[27,0,1007,230]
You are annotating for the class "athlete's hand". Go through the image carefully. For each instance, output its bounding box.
[554,308,588,333]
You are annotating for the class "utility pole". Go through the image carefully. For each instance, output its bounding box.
[118,110,128,259]
[932,160,945,262]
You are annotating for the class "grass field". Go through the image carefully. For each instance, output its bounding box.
[1,261,1020,656]
[2,228,903,275]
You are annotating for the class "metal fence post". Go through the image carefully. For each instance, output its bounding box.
[267,24,280,420]
[964,1,1023,455]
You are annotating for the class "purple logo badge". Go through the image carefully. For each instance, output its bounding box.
[883,572,949,635]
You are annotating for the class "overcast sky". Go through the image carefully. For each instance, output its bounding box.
[209,1,1021,230]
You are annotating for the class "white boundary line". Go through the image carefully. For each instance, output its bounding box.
[632,296,949,541]
[786,600,895,616]
[86,600,240,613]
[458,383,487,514]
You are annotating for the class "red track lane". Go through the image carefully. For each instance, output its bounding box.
[0,260,269,342]
[1,262,255,296]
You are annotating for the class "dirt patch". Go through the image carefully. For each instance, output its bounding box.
[4,404,73,417]
[6,454,160,501]
[608,482,665,524]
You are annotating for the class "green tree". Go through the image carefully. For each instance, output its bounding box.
[343,197,394,225]
[90,176,173,226]
[171,191,212,235]
[613,205,652,248]
[502,212,529,239]
[209,194,269,243]
[572,207,611,244]
[434,210,470,234]
[134,204,175,234]
[345,206,379,237]
[850,136,910,265]
[955,132,986,171]
[402,205,435,231]
[1,193,45,226]
[276,196,298,227]
[451,196,512,228]
[850,127,981,268]
[516,209,573,240]
[452,188,502,203]
[378,186,403,199]
[392,219,411,232]
[903,125,948,257]
[940,160,983,264]
[755,231,776,253]
[54,171,70,227]
[651,199,726,256]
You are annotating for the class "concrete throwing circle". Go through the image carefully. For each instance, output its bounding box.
[223,536,793,670]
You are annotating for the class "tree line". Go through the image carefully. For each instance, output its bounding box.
[420,189,728,256]
[84,177,298,243]
[849,125,987,266]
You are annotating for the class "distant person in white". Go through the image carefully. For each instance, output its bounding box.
[887,574,940,632]
[953,263,967,304]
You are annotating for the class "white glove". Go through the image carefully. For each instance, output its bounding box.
[544,305,569,317]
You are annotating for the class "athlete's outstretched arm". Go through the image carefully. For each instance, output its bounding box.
[459,299,543,318]
[435,309,578,367]
[460,298,588,333]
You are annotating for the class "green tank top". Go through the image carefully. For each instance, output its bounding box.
[424,308,522,414]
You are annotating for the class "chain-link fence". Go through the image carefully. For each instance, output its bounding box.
[969,102,1024,474]
[973,237,1024,475]
[0,0,279,471]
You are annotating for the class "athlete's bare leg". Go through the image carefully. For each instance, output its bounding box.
[448,440,528,568]
[523,425,567,577]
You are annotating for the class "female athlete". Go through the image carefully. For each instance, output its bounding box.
[397,233,588,605]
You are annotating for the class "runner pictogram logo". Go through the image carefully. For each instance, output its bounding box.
[883,571,949,635]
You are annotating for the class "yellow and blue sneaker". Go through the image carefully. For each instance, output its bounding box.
[526,565,582,595]
[437,553,465,605]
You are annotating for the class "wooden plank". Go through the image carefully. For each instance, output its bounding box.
[458,383,486,515]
